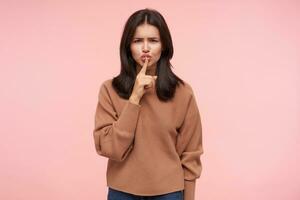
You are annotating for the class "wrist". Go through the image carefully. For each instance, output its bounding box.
[129,95,140,105]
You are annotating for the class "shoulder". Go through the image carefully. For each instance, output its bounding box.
[97,78,114,99]
[175,79,201,111]
[101,78,113,88]
[98,78,113,91]
[176,79,195,98]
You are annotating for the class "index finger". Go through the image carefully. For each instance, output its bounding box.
[139,57,149,75]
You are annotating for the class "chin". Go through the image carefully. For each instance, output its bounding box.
[139,61,152,66]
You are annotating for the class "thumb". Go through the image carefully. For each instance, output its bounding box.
[153,76,158,80]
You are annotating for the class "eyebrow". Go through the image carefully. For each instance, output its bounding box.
[133,37,160,39]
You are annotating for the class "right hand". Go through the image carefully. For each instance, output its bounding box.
[130,58,157,103]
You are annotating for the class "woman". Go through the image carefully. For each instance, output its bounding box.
[93,8,203,200]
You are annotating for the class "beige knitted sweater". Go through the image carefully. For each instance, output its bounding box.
[93,76,203,200]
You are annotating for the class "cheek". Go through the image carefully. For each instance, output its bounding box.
[153,46,162,58]
[130,45,139,57]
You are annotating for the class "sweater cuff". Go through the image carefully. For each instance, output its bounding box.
[184,180,196,200]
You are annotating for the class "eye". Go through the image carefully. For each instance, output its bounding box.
[150,39,159,42]
[133,40,141,43]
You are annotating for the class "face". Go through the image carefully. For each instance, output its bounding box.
[130,22,162,69]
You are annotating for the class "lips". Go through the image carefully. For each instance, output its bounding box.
[141,54,151,59]
[141,55,151,61]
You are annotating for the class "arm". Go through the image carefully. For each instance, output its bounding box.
[176,93,204,200]
[93,83,141,162]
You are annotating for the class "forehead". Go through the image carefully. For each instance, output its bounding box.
[133,23,160,38]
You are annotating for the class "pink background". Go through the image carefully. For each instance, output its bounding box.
[1,1,299,199]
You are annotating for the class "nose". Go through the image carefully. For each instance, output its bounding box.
[142,41,150,53]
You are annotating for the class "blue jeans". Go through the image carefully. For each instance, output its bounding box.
[108,187,184,200]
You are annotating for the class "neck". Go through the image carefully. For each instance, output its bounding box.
[136,63,157,76]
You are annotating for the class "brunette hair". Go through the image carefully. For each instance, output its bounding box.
[112,8,185,102]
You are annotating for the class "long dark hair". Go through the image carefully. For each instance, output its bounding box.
[112,8,185,102]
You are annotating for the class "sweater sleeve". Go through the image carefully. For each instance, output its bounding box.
[176,92,204,200]
[93,83,141,162]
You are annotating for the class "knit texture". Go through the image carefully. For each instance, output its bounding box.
[93,78,203,200]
